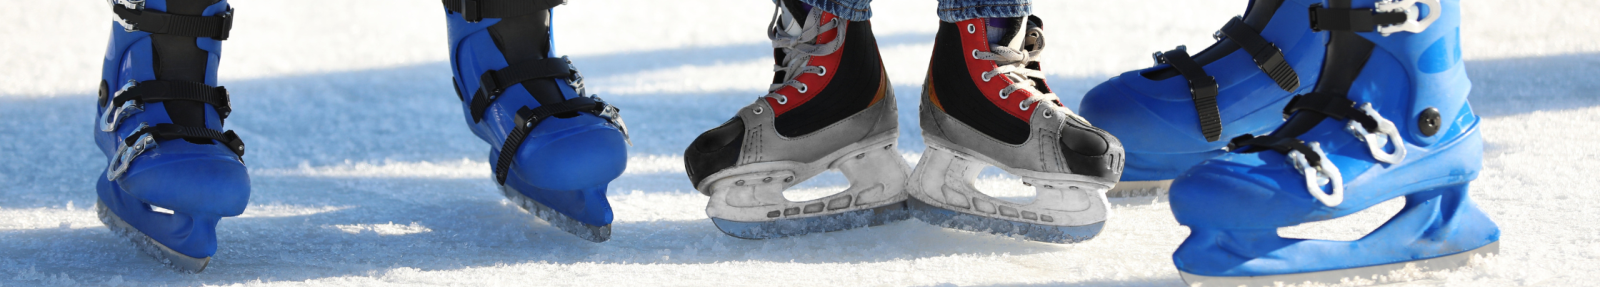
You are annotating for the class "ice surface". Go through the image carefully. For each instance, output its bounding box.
[3,0,1599,286]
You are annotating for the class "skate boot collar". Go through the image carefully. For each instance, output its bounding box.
[444,0,564,23]
[1310,0,1439,36]
[109,0,233,40]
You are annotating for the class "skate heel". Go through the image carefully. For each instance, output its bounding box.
[907,143,1109,243]
[706,137,910,239]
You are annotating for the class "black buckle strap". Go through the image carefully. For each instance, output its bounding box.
[469,57,574,122]
[1308,4,1408,32]
[1226,133,1324,167]
[493,96,616,184]
[1281,92,1380,132]
[112,5,233,40]
[1217,17,1299,92]
[113,80,233,119]
[125,123,246,157]
[1154,46,1223,142]
[444,0,565,22]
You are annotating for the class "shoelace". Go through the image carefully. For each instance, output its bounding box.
[972,26,1061,112]
[764,7,844,105]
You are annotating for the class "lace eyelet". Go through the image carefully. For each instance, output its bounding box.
[998,90,1009,100]
[797,84,808,94]
[981,73,993,82]
[816,66,826,76]
[1019,101,1031,111]
[971,49,980,59]
[777,95,790,104]
[1043,111,1054,118]
[754,106,765,114]
[967,24,976,34]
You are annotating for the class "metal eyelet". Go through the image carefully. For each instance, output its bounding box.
[753,106,764,114]
[1019,101,1031,111]
[777,95,790,104]
[1043,111,1054,118]
[796,84,808,94]
[967,24,976,33]
[998,90,1009,100]
[980,72,993,82]
[971,49,981,59]
[815,66,826,76]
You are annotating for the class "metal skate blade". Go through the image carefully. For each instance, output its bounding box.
[95,201,211,273]
[500,186,611,243]
[1179,241,1499,287]
[908,197,1103,244]
[1106,179,1172,198]
[710,201,909,239]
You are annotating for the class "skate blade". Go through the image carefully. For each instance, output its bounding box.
[710,201,909,239]
[500,186,611,243]
[95,201,211,273]
[1179,241,1499,287]
[908,197,1103,244]
[1106,179,1172,198]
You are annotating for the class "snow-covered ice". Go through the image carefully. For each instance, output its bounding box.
[3,0,1599,286]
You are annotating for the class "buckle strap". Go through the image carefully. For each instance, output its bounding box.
[444,0,565,22]
[1217,16,1299,92]
[1153,46,1222,142]
[1308,3,1408,33]
[493,96,618,184]
[1281,92,1380,132]
[112,80,233,119]
[124,123,246,157]
[1226,133,1325,166]
[111,4,233,40]
[469,57,574,122]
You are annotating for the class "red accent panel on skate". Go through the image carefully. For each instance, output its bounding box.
[958,18,1036,122]
[768,12,844,116]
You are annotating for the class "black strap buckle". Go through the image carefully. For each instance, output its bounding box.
[459,0,482,22]
[1154,46,1224,142]
[1217,16,1298,91]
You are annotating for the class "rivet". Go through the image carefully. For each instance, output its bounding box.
[763,177,773,183]
[735,180,745,186]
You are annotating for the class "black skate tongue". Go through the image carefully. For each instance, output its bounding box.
[778,0,809,33]
[995,16,1044,52]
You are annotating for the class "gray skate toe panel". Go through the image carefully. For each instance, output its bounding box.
[1178,241,1499,287]
[908,198,1104,244]
[96,201,212,273]
[711,201,909,239]
[500,186,612,243]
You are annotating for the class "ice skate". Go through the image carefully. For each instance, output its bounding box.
[1169,0,1499,285]
[908,15,1124,243]
[1079,0,1329,197]
[445,0,630,242]
[684,0,909,239]
[95,0,246,272]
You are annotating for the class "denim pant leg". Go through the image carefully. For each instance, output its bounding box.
[789,0,873,21]
[937,0,1031,22]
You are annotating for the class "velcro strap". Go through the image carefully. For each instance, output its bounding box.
[470,57,573,122]
[1155,47,1223,142]
[125,123,246,157]
[1218,17,1299,92]
[1308,4,1408,32]
[493,96,607,184]
[1281,92,1380,131]
[444,0,565,22]
[113,80,233,119]
[1226,133,1323,166]
[112,5,233,40]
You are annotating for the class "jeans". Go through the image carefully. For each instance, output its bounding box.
[794,0,1032,22]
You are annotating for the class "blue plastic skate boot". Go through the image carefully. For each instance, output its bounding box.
[1168,0,1499,285]
[444,0,630,242]
[94,0,246,273]
[1079,0,1328,196]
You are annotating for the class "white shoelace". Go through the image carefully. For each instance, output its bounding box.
[764,6,844,105]
[972,26,1061,112]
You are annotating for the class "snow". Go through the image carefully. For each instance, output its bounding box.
[2,0,1598,286]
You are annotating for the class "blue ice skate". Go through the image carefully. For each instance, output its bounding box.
[94,0,246,273]
[1079,0,1328,197]
[1168,0,1499,285]
[444,1,630,242]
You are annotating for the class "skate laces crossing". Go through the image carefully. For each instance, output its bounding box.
[764,7,844,105]
[973,26,1061,112]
